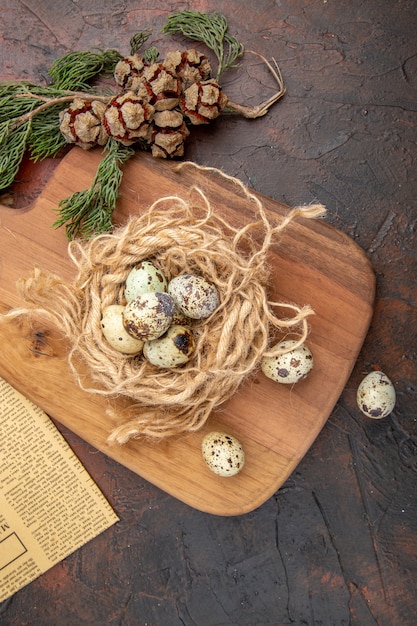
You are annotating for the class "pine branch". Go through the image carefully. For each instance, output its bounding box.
[28,103,68,161]
[130,30,153,55]
[144,47,160,64]
[0,120,11,145]
[0,94,37,122]
[0,119,31,190]
[0,80,116,186]
[48,48,123,90]
[0,15,281,240]
[0,84,112,141]
[0,82,80,122]
[129,31,160,63]
[162,10,244,78]
[53,139,135,240]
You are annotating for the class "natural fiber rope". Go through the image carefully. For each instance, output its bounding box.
[3,163,325,444]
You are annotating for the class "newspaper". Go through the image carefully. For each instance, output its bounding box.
[0,376,119,602]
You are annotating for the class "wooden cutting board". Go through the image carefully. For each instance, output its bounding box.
[0,148,375,516]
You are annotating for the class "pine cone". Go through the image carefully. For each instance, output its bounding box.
[164,49,212,89]
[180,79,228,125]
[138,63,181,111]
[114,53,147,91]
[150,109,190,158]
[103,92,155,145]
[59,98,108,150]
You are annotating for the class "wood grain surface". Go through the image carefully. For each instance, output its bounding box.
[0,148,374,515]
[1,1,416,625]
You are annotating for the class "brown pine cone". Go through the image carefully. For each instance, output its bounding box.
[180,79,228,125]
[114,53,147,91]
[150,109,190,158]
[59,98,108,150]
[163,49,212,89]
[103,92,155,145]
[138,63,181,111]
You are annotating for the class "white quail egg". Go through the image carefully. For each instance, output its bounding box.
[261,339,314,384]
[123,292,174,341]
[201,431,245,477]
[357,371,396,419]
[168,273,220,319]
[143,325,195,368]
[101,305,144,354]
[124,260,168,302]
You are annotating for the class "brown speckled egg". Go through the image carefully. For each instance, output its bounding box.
[168,273,220,319]
[123,292,174,341]
[261,340,314,384]
[201,431,245,477]
[357,371,396,418]
[124,260,167,302]
[101,305,144,354]
[171,305,192,327]
[143,325,195,368]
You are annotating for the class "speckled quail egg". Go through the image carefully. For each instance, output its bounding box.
[101,305,144,354]
[201,431,245,477]
[124,260,168,302]
[168,273,220,319]
[123,292,174,341]
[143,325,195,368]
[172,306,192,327]
[261,339,314,384]
[357,371,396,419]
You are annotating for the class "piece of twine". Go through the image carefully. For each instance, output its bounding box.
[4,163,325,444]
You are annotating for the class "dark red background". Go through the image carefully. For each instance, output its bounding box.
[1,1,416,624]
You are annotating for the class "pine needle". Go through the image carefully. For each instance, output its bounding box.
[129,31,159,63]
[130,30,153,55]
[0,119,31,190]
[162,10,244,78]
[53,139,135,240]
[48,49,123,90]
[28,104,68,161]
[144,47,160,64]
